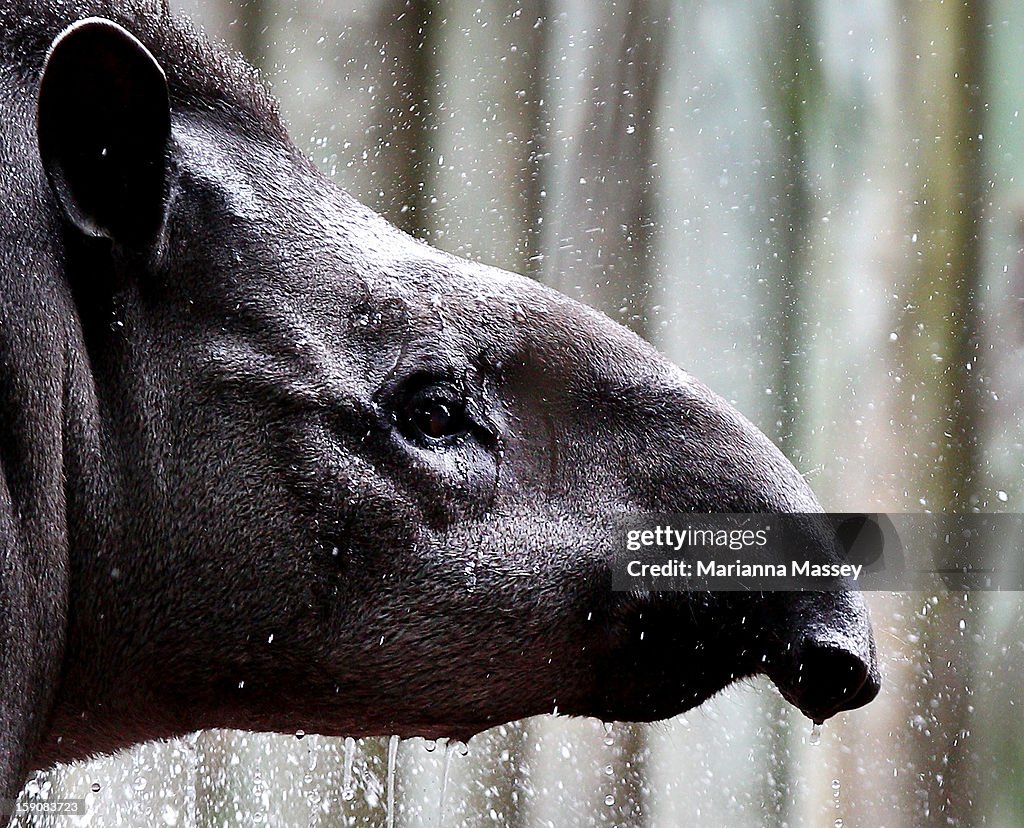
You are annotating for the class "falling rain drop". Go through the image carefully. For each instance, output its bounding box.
[183,732,200,828]
[341,736,356,801]
[386,734,400,828]
[301,732,317,786]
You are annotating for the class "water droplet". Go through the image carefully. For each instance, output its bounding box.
[832,778,841,791]
[604,794,615,806]
[439,739,455,826]
[341,736,356,801]
[997,490,1008,502]
[809,721,822,746]
[90,783,101,793]
[386,735,400,828]
[295,730,305,740]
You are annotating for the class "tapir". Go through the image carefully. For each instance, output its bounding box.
[0,0,879,812]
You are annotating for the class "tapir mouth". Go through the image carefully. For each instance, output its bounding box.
[595,587,880,726]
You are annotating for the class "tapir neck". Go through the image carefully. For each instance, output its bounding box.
[0,253,75,799]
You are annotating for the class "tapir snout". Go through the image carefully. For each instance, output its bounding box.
[541,344,883,725]
[769,591,881,722]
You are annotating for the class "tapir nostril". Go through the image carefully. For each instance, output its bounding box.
[783,641,881,723]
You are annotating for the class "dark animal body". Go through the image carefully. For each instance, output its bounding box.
[0,0,879,814]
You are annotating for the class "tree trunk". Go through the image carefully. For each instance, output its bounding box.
[897,1,987,825]
[764,0,820,458]
[236,0,272,75]
[760,3,821,821]
[370,0,437,238]
[520,0,552,279]
[549,0,670,343]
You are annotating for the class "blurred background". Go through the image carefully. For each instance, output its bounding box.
[18,0,1024,825]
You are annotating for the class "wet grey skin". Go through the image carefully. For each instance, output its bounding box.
[0,0,879,809]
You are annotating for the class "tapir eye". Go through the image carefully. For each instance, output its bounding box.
[400,384,471,444]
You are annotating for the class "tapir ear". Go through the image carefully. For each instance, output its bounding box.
[37,18,171,247]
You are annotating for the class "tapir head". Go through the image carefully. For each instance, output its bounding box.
[20,8,878,770]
